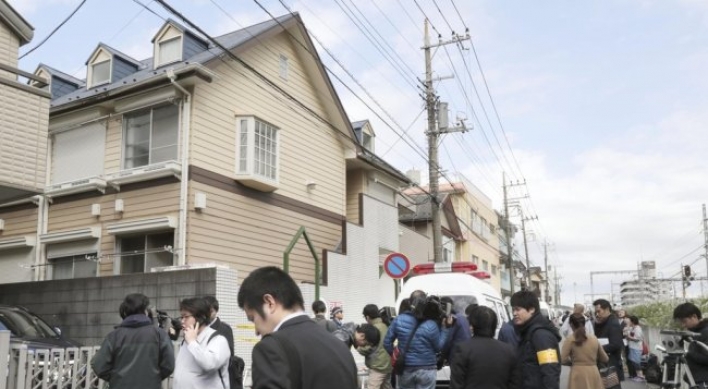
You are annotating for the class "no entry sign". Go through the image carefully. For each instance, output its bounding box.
[383,253,411,279]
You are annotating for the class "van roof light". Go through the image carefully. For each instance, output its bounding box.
[411,262,478,275]
[471,271,491,279]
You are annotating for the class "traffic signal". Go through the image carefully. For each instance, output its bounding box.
[684,265,692,279]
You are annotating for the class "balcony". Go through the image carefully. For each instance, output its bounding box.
[0,62,50,204]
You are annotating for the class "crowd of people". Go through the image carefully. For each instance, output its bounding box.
[87,266,708,389]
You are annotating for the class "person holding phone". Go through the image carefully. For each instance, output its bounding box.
[173,297,231,389]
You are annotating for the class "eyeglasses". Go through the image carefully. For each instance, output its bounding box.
[180,315,194,321]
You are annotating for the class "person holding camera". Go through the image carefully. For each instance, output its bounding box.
[383,290,452,389]
[173,297,231,389]
[438,297,471,367]
[91,293,175,389]
[673,302,708,386]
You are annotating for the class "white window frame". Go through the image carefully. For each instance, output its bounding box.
[279,54,289,80]
[90,59,111,88]
[157,36,182,67]
[117,231,174,274]
[235,116,280,190]
[122,104,180,169]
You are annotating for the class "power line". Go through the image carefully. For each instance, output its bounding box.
[19,0,89,60]
[431,0,454,33]
[449,0,468,30]
[412,0,440,37]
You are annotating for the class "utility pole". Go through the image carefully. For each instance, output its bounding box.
[703,204,708,280]
[520,212,537,288]
[544,241,551,303]
[423,19,469,263]
[503,173,514,293]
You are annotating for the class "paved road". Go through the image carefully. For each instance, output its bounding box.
[560,366,660,389]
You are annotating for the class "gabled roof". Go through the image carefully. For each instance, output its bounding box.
[151,18,208,46]
[0,0,33,46]
[351,120,367,131]
[35,63,85,87]
[398,193,464,240]
[85,42,143,67]
[357,149,410,184]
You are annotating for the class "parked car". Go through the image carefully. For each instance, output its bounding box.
[0,305,84,388]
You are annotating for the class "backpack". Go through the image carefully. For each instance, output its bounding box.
[208,332,246,389]
[643,353,661,384]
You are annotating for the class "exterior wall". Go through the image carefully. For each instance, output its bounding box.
[191,30,347,216]
[0,81,49,193]
[451,194,502,292]
[186,180,342,283]
[183,33,207,60]
[111,57,138,83]
[104,116,122,174]
[399,224,431,266]
[0,205,38,283]
[46,181,181,276]
[345,171,365,224]
[0,19,19,77]
[0,267,233,346]
[50,76,80,100]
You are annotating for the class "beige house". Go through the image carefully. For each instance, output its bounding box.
[401,178,502,292]
[0,14,372,285]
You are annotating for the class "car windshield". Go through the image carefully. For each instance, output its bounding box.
[447,295,479,314]
[0,308,59,339]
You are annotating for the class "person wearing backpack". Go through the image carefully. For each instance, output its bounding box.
[204,296,245,389]
[173,297,231,389]
[511,290,561,389]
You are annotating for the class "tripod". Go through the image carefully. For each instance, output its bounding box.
[660,352,697,389]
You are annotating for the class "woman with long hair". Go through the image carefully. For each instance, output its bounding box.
[626,315,646,382]
[561,314,609,389]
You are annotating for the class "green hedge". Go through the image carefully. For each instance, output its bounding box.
[628,299,708,328]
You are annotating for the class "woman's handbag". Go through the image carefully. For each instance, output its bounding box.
[599,365,622,389]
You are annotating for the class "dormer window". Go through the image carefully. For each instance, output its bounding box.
[86,48,112,88]
[91,60,110,86]
[157,36,182,66]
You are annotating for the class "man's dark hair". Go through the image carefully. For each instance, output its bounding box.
[180,297,211,326]
[467,306,497,338]
[510,290,540,313]
[119,293,150,319]
[312,300,327,314]
[203,295,219,313]
[440,296,456,314]
[356,323,380,346]
[464,303,479,316]
[629,315,639,325]
[237,266,304,318]
[673,302,702,320]
[410,290,426,300]
[363,304,380,319]
[399,298,411,314]
[593,299,612,311]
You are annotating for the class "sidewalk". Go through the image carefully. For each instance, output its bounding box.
[560,366,660,389]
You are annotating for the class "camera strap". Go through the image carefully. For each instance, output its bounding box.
[401,321,423,359]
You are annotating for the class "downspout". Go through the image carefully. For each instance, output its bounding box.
[167,69,191,266]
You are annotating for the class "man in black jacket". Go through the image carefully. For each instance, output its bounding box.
[511,290,561,389]
[593,299,625,381]
[204,296,235,356]
[238,266,357,389]
[91,293,175,389]
[673,302,708,385]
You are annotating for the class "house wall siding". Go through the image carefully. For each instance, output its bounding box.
[186,181,342,283]
[104,117,122,173]
[0,20,19,78]
[46,182,181,276]
[50,77,79,99]
[0,206,38,237]
[345,171,365,224]
[0,82,49,192]
[191,30,346,216]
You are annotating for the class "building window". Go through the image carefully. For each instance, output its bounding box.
[482,260,489,271]
[91,60,111,87]
[443,247,452,263]
[491,264,498,276]
[235,116,280,190]
[279,55,289,80]
[123,105,179,169]
[119,232,174,274]
[472,255,479,264]
[51,254,97,280]
[158,37,182,66]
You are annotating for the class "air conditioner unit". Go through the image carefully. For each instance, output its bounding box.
[46,178,107,197]
[108,161,182,188]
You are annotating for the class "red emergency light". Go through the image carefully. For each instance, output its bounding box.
[470,271,491,279]
[411,262,478,275]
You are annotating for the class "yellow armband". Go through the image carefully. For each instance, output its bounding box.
[537,349,559,365]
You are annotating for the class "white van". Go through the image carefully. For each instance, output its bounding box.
[393,262,510,386]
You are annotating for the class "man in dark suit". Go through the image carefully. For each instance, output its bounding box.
[238,266,358,389]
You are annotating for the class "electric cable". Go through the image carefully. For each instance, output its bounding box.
[19,0,89,60]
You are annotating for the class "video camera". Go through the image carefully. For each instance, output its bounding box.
[412,295,452,322]
[659,330,702,354]
[155,309,182,332]
[379,306,396,326]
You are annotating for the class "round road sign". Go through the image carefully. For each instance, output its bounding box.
[383,253,411,279]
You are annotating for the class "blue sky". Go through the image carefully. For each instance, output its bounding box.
[10,0,708,306]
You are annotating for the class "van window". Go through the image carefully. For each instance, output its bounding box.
[445,295,479,314]
[495,301,509,323]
